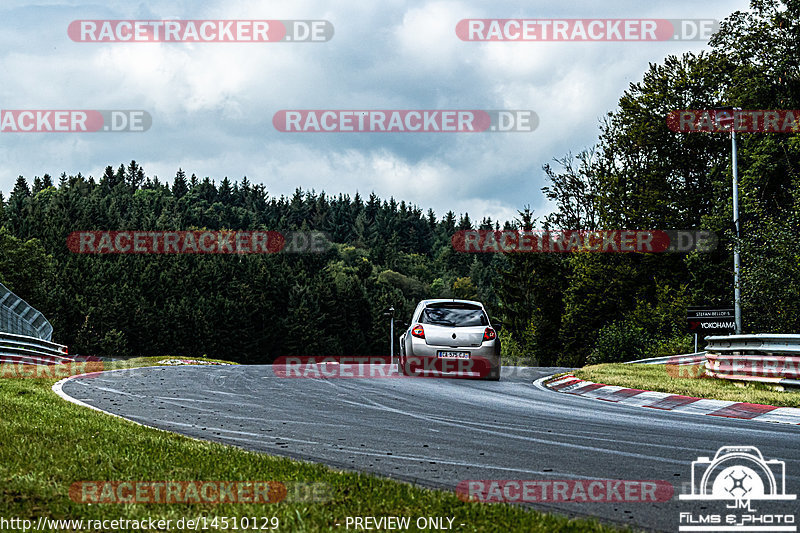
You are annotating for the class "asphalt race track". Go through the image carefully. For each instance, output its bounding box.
[60,365,800,532]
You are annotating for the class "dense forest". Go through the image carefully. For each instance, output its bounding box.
[0,166,511,363]
[1,0,798,366]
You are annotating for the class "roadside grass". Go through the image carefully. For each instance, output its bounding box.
[573,363,800,408]
[0,358,625,532]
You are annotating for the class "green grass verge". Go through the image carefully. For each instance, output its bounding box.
[573,363,800,408]
[0,357,624,532]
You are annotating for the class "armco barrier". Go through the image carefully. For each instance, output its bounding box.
[624,352,706,365]
[0,282,53,341]
[0,331,69,366]
[705,334,800,387]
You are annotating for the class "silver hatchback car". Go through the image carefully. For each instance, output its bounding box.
[398,299,502,380]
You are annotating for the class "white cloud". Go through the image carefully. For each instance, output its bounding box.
[0,0,752,224]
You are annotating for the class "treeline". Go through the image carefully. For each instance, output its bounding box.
[1,0,798,366]
[0,165,508,362]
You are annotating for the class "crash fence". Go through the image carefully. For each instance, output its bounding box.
[704,334,800,387]
[0,282,68,365]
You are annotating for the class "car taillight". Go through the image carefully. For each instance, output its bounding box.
[411,324,425,339]
[483,327,496,341]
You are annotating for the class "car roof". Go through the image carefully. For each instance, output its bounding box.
[420,299,485,308]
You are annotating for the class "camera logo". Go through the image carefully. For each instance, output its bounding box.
[679,446,795,532]
[680,446,794,502]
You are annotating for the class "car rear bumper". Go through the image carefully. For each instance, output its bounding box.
[402,351,500,378]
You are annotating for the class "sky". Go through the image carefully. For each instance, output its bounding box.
[0,0,751,225]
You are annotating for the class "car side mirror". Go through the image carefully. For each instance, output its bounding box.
[491,319,503,332]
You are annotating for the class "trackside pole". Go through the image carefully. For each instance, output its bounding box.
[384,306,395,364]
[390,310,394,363]
[731,124,742,335]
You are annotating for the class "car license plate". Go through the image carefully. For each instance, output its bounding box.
[437,351,470,359]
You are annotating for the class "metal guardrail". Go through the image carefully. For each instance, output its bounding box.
[0,281,70,366]
[0,331,69,365]
[0,281,53,341]
[705,334,800,387]
[624,352,706,365]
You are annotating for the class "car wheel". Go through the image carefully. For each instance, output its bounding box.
[398,354,410,376]
[485,365,501,381]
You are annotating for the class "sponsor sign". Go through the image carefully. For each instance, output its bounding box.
[687,307,735,333]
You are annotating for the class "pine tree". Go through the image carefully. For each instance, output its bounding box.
[125,160,145,189]
[218,177,233,204]
[172,168,188,198]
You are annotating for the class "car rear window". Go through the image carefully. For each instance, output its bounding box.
[419,305,488,327]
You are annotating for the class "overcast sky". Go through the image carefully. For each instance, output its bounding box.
[0,0,751,225]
